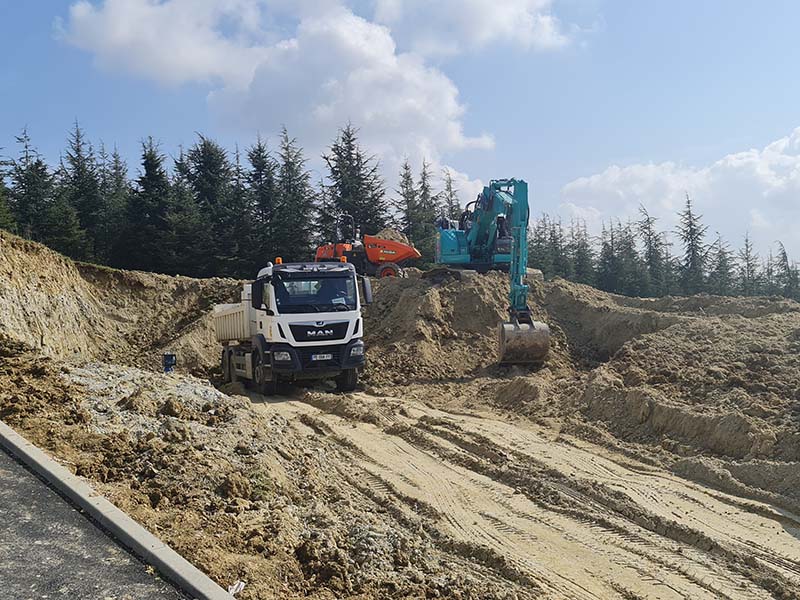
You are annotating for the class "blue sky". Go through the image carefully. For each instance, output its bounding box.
[2,1,800,254]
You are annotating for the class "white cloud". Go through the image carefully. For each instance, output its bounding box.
[560,128,800,256]
[60,0,272,87]
[372,0,569,56]
[60,0,521,207]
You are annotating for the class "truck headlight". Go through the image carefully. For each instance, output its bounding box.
[350,345,364,357]
[273,351,292,362]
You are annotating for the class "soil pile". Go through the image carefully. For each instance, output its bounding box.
[0,231,239,373]
[362,271,564,385]
[372,228,411,245]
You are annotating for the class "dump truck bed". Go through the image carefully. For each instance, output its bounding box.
[213,302,253,343]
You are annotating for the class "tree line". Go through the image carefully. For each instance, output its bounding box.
[529,200,800,301]
[0,122,458,278]
[1,122,798,301]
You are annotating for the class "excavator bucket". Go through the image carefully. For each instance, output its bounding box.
[498,319,551,365]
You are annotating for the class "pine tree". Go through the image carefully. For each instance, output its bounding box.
[62,121,106,259]
[409,160,439,263]
[115,138,172,272]
[549,219,573,279]
[706,234,735,295]
[9,130,59,242]
[323,124,389,236]
[0,180,16,233]
[183,135,236,275]
[219,146,255,278]
[569,220,595,286]
[163,148,210,277]
[246,137,281,269]
[38,191,89,258]
[737,233,759,296]
[615,221,648,296]
[676,194,708,295]
[275,128,316,261]
[529,215,553,277]
[762,250,778,296]
[315,182,340,245]
[596,224,618,293]
[441,168,461,220]
[775,242,799,299]
[394,160,417,236]
[637,206,668,296]
[97,147,130,265]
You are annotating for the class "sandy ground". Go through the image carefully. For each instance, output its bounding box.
[3,229,800,599]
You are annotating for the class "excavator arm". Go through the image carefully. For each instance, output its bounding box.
[480,179,551,364]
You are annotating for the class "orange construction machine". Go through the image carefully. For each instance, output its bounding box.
[315,215,421,277]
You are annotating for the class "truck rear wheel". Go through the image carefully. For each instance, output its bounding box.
[221,349,231,383]
[336,368,358,392]
[228,352,238,383]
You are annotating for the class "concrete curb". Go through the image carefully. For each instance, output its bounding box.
[0,420,232,600]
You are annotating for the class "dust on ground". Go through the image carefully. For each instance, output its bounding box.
[3,229,800,598]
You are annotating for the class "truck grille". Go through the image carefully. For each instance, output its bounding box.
[298,345,344,369]
[290,321,349,342]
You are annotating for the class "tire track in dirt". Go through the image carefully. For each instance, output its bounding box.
[413,407,800,587]
[259,394,797,599]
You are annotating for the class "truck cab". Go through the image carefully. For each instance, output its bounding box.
[215,261,371,394]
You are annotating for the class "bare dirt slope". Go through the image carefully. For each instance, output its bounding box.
[3,231,800,598]
[0,231,239,372]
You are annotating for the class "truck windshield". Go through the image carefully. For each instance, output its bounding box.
[272,275,357,314]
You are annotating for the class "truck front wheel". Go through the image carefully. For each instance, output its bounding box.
[336,369,358,392]
[254,352,279,396]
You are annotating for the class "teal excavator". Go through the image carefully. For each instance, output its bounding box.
[435,178,550,364]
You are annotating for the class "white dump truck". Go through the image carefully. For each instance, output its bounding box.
[214,260,372,394]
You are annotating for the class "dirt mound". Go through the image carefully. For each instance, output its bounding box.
[373,227,410,245]
[0,231,239,373]
[582,311,800,460]
[362,271,572,385]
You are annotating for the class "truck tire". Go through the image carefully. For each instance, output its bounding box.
[228,352,238,383]
[378,262,400,278]
[336,368,358,392]
[253,352,279,396]
[221,349,231,383]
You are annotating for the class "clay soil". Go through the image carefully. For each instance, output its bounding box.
[3,229,800,599]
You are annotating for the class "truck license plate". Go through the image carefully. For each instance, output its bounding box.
[311,353,333,361]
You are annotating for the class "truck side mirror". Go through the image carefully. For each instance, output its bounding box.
[361,276,373,305]
[251,280,264,310]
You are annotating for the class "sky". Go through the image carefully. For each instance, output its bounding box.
[2,0,800,255]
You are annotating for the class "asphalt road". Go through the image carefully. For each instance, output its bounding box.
[0,447,187,600]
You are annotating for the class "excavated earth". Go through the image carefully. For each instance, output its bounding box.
[2,229,800,599]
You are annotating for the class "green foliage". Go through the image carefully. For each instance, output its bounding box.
[676,194,708,295]
[115,138,173,272]
[275,128,316,262]
[61,122,106,260]
[394,159,417,236]
[706,235,735,296]
[409,161,440,264]
[9,130,54,241]
[323,124,389,236]
[5,122,799,303]
[440,169,460,220]
[247,137,280,261]
[0,181,16,233]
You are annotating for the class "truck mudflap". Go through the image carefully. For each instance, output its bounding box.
[269,339,365,373]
